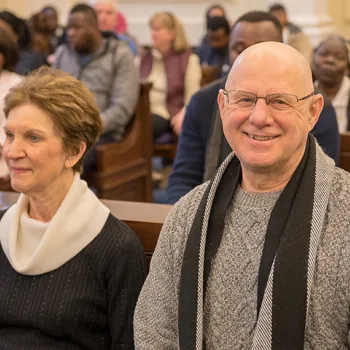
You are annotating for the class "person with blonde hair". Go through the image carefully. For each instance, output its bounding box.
[0,66,146,349]
[141,12,202,139]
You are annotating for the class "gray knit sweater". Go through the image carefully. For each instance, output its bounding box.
[134,167,350,349]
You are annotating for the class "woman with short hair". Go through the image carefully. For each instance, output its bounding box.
[0,66,146,349]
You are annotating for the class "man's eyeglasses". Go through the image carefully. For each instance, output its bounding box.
[222,90,314,111]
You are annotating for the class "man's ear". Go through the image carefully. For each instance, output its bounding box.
[308,93,324,132]
[65,142,87,169]
[217,89,226,119]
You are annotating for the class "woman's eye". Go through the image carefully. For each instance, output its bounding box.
[29,135,40,142]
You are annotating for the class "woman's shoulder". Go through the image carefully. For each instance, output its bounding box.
[96,213,145,255]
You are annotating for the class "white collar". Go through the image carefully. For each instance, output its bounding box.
[0,173,110,275]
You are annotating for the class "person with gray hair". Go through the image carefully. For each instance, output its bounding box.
[134,42,350,349]
[89,0,138,55]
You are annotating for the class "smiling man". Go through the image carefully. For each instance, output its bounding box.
[134,42,350,349]
[166,11,340,204]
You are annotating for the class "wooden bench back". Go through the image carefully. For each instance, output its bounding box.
[88,82,153,202]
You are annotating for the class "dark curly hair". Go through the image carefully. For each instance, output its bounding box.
[0,27,19,71]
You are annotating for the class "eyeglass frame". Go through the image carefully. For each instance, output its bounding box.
[222,89,315,109]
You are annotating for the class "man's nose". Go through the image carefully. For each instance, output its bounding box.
[248,98,273,128]
[323,55,336,64]
[67,28,75,38]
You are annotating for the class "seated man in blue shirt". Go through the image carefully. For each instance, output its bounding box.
[196,16,231,78]
[166,11,340,204]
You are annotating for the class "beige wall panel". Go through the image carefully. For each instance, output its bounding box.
[328,0,350,38]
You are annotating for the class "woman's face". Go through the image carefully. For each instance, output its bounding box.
[151,19,174,50]
[313,39,349,86]
[3,104,75,197]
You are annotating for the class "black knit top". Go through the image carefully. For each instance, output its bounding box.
[0,212,147,349]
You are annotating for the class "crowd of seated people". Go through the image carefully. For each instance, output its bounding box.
[0,1,350,348]
[0,2,347,198]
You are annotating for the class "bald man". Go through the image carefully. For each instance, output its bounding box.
[166,10,339,205]
[134,42,350,349]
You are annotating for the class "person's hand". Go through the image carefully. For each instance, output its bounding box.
[171,108,186,136]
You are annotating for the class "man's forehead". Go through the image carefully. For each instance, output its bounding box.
[230,21,281,44]
[95,2,115,12]
[229,54,311,93]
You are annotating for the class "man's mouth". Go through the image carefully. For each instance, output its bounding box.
[247,133,276,141]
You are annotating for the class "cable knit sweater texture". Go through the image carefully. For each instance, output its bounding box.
[134,166,350,349]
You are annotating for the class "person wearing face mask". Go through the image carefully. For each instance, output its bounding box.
[313,35,350,132]
[165,11,339,205]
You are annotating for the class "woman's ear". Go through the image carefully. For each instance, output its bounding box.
[65,142,87,169]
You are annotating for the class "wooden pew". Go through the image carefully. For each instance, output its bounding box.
[153,136,178,161]
[87,82,153,202]
[0,191,172,268]
[201,65,221,87]
[152,66,220,162]
[340,132,350,172]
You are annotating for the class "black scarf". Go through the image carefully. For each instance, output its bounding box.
[179,135,317,349]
